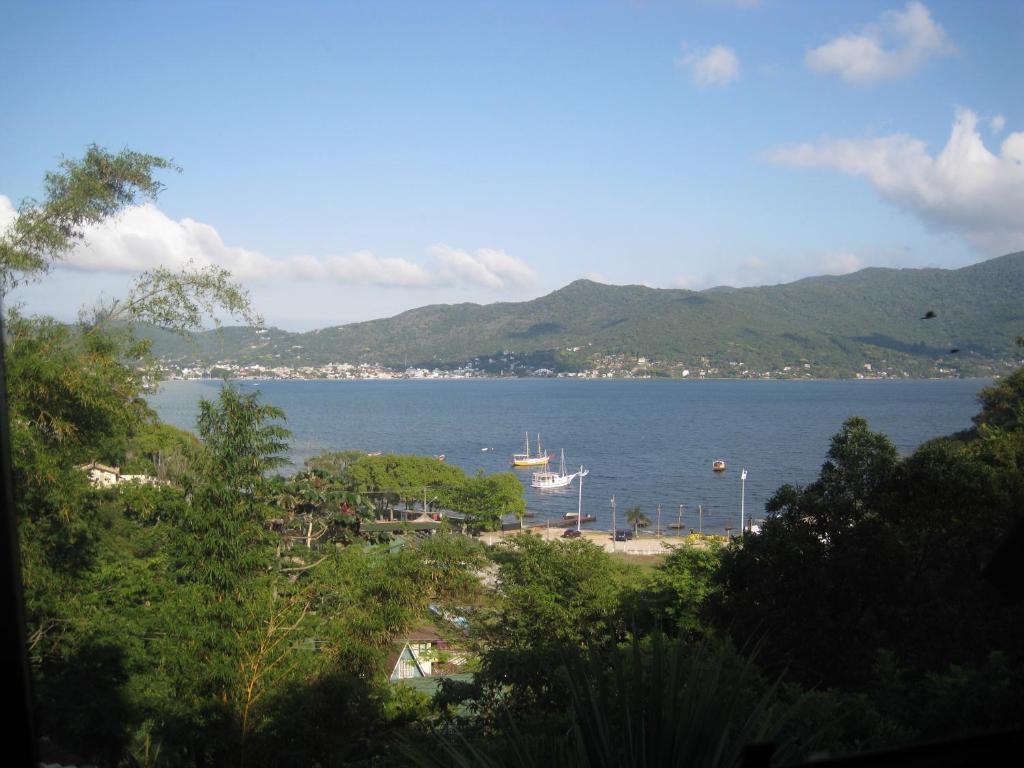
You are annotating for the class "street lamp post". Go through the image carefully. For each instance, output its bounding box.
[611,496,617,552]
[577,466,584,533]
[740,468,748,534]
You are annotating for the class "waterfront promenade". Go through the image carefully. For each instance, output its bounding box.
[478,526,721,555]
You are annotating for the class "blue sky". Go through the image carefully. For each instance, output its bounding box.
[2,0,1022,330]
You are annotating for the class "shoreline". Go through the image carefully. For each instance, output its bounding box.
[159,375,991,385]
[477,526,724,555]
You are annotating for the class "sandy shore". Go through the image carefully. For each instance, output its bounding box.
[477,526,710,555]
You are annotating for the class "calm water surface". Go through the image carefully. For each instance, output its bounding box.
[148,378,988,535]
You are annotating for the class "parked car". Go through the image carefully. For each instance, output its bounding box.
[561,528,582,538]
[614,529,634,541]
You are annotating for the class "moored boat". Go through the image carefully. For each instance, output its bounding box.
[531,449,588,489]
[712,459,727,472]
[512,432,552,467]
[552,514,596,527]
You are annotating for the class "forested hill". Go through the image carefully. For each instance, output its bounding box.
[145,251,1024,377]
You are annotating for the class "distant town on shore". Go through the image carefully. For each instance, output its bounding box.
[152,251,1024,382]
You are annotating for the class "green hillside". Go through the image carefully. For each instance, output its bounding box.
[146,251,1024,377]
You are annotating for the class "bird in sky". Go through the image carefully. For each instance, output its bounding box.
[921,310,937,320]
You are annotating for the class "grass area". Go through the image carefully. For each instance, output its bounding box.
[610,551,667,569]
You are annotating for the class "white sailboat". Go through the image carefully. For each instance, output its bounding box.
[531,449,588,490]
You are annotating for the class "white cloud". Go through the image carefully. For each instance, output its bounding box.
[2,201,533,290]
[670,274,701,289]
[820,253,864,275]
[806,1,954,85]
[67,203,285,280]
[990,114,1006,134]
[677,45,740,87]
[323,250,433,287]
[768,108,1024,253]
[427,245,538,289]
[0,195,17,233]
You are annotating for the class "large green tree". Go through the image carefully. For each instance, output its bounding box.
[2,146,264,764]
[715,409,1024,699]
[475,536,624,714]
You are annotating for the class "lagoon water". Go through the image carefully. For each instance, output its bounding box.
[149,378,988,535]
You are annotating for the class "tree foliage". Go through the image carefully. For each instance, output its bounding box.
[472,536,624,715]
[175,386,289,595]
[714,409,1024,707]
[625,505,651,538]
[342,453,525,530]
[11,146,1024,766]
[0,145,177,293]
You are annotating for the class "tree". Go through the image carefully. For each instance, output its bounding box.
[815,416,898,518]
[625,505,650,538]
[453,471,526,530]
[621,544,723,639]
[714,409,1024,695]
[713,418,904,686]
[973,367,1024,433]
[2,146,264,763]
[175,386,290,594]
[0,145,176,294]
[342,454,525,530]
[345,454,466,519]
[122,421,201,482]
[303,449,365,477]
[476,536,624,713]
[165,386,294,762]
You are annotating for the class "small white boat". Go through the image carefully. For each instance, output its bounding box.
[712,459,727,472]
[532,449,588,490]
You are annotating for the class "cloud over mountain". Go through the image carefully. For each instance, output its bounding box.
[428,245,538,289]
[768,109,1024,253]
[806,1,954,85]
[0,202,535,291]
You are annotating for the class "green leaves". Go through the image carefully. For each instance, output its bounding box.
[973,367,1024,433]
[196,386,289,484]
[88,263,261,334]
[0,145,177,293]
[176,386,289,595]
[819,416,898,511]
[477,536,625,710]
[625,505,651,537]
[716,402,1024,692]
[342,453,525,530]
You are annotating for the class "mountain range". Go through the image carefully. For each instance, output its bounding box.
[143,251,1024,378]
